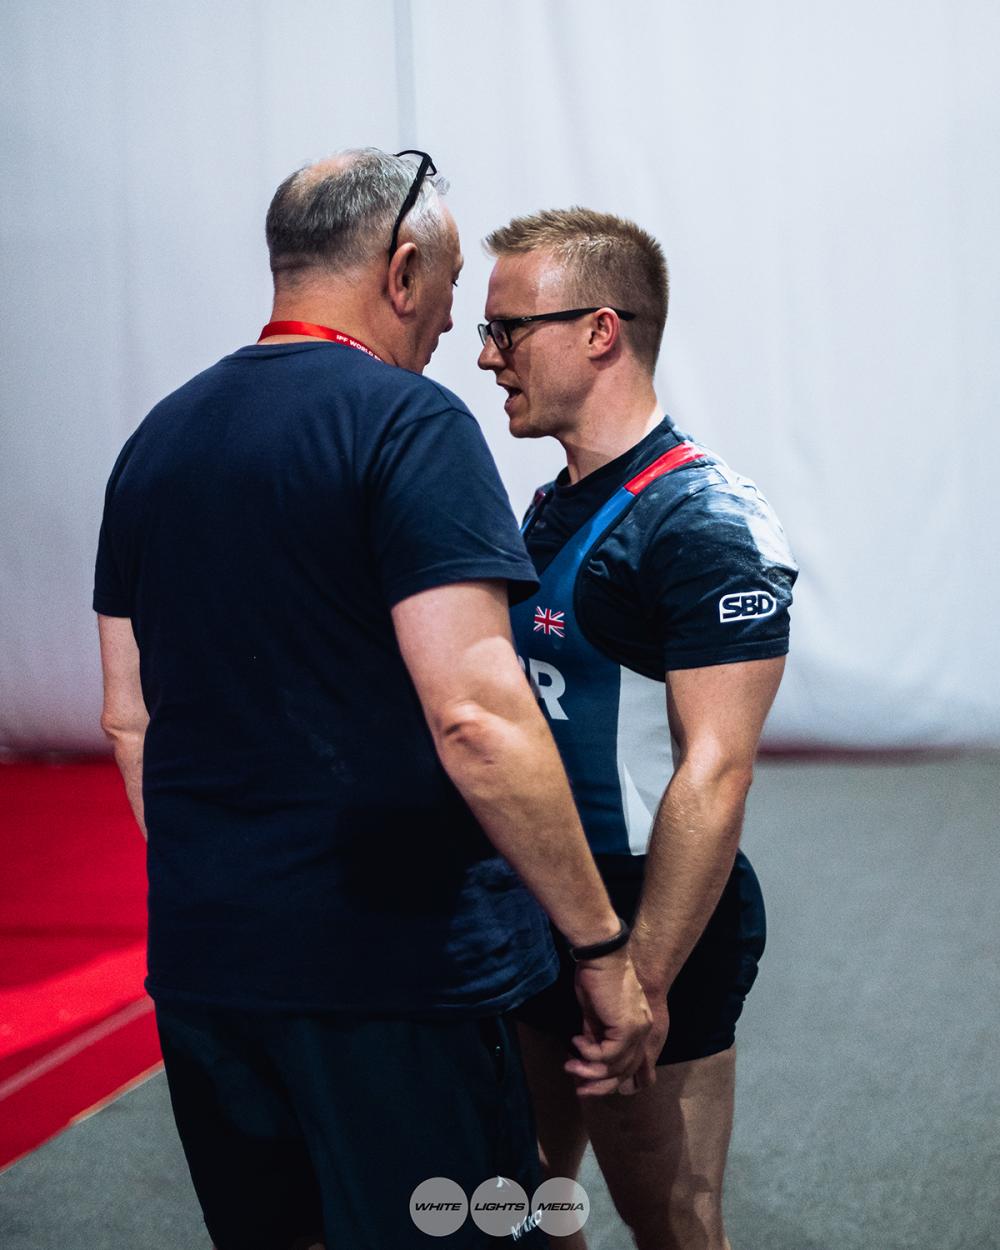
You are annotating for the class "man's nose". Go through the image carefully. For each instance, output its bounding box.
[477,336,501,371]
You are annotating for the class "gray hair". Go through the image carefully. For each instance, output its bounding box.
[266,148,450,281]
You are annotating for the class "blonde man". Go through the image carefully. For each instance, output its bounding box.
[478,208,798,1250]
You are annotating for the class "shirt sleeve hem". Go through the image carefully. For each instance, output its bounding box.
[383,559,540,609]
[92,595,131,617]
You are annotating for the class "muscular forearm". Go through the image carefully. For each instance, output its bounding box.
[630,759,752,993]
[435,697,621,950]
[393,587,620,950]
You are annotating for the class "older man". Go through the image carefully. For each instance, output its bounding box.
[94,154,650,1250]
[478,209,797,1250]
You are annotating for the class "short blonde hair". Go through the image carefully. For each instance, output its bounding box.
[484,207,669,372]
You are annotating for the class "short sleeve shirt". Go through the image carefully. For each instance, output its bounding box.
[94,341,555,1016]
[523,419,797,679]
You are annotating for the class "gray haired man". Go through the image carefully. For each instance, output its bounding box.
[94,150,651,1248]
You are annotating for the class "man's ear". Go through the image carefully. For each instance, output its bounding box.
[586,308,623,359]
[388,241,419,315]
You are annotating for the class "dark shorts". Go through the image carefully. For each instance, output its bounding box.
[515,850,765,1065]
[155,1003,547,1249]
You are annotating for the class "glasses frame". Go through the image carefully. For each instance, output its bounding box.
[477,306,636,350]
[388,150,437,259]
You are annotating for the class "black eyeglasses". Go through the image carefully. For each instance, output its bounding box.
[477,307,636,351]
[388,150,437,258]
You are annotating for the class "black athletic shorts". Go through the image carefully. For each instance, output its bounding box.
[155,1003,547,1249]
[515,850,765,1065]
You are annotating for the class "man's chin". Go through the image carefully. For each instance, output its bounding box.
[506,415,541,440]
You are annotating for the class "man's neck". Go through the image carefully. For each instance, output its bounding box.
[263,288,399,365]
[560,384,663,484]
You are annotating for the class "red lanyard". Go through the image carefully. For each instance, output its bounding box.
[258,321,383,362]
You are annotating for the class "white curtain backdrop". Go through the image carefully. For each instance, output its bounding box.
[1,0,998,752]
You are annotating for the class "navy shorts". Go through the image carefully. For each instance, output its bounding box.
[155,1003,547,1249]
[515,850,765,1065]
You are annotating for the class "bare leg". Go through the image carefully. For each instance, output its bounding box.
[582,1046,736,1250]
[517,1022,592,1250]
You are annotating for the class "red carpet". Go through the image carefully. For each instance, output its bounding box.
[0,759,161,1170]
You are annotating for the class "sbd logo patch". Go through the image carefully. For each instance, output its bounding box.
[719,591,777,622]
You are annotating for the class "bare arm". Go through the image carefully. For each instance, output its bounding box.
[630,656,786,1057]
[393,581,624,945]
[97,614,149,838]
[393,580,653,1092]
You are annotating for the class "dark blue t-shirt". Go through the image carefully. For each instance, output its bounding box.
[94,341,556,1015]
[523,419,797,676]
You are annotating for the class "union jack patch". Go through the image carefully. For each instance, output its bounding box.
[533,607,565,637]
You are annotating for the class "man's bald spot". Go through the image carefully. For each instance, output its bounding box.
[285,153,356,199]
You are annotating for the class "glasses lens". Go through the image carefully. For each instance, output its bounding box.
[491,322,511,351]
[477,324,488,346]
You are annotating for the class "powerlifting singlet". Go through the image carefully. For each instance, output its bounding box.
[510,441,707,856]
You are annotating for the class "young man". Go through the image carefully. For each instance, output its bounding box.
[95,158,652,1250]
[478,209,798,1250]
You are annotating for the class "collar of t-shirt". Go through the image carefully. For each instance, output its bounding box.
[526,417,683,575]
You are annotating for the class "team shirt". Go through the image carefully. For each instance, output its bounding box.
[94,341,555,1016]
[511,418,797,857]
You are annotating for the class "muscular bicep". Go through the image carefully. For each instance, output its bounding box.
[97,614,148,735]
[665,655,785,772]
[391,581,532,733]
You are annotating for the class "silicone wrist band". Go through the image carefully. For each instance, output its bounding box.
[568,918,631,963]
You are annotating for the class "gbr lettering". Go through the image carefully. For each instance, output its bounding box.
[517,655,569,720]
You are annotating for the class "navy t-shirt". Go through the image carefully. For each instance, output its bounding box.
[524,418,797,677]
[94,341,556,1015]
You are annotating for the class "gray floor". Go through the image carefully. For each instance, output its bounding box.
[2,757,998,1249]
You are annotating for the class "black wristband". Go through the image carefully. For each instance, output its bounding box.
[568,918,631,963]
